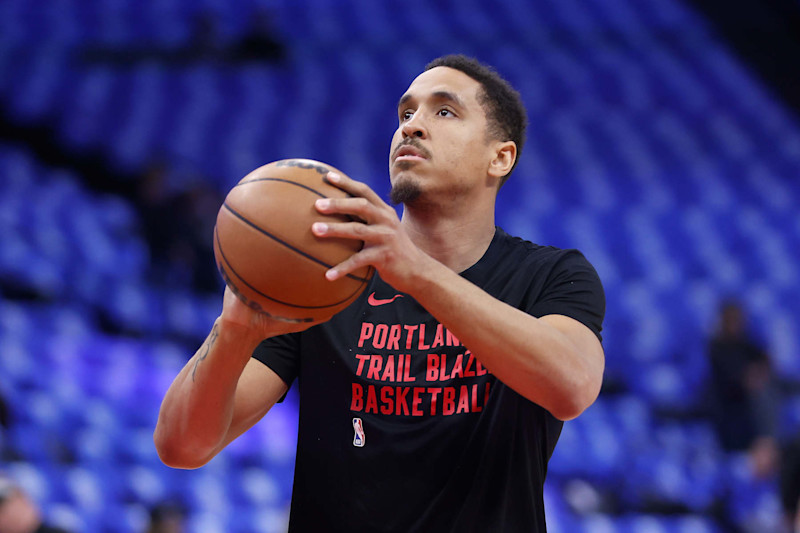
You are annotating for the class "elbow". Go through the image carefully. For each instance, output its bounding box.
[549,398,585,422]
[153,429,214,470]
[550,369,603,422]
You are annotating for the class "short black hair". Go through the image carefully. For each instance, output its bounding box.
[425,54,528,186]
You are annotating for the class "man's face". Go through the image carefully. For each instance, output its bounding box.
[389,66,497,205]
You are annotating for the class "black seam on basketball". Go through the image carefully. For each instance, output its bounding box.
[234,177,326,198]
[215,226,313,322]
[235,177,361,222]
[222,202,370,283]
[216,216,369,309]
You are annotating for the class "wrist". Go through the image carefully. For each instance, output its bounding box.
[396,254,447,306]
[216,316,267,355]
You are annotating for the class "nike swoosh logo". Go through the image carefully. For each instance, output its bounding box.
[367,292,404,306]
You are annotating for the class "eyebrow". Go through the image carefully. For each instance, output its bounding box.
[397,90,465,111]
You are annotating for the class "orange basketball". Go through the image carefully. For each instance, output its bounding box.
[213,159,374,322]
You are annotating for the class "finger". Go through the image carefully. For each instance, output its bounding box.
[311,220,392,242]
[325,171,386,207]
[314,196,379,223]
[324,247,380,281]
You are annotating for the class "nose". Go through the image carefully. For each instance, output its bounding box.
[401,113,427,139]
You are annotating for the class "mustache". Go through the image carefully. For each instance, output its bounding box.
[391,138,432,160]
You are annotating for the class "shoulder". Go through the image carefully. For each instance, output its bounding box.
[497,229,597,274]
[494,229,606,337]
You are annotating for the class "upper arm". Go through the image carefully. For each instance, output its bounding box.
[540,314,605,410]
[540,314,604,365]
[216,358,289,452]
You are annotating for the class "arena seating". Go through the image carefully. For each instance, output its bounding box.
[0,0,798,531]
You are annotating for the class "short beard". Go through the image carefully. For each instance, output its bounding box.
[389,177,422,205]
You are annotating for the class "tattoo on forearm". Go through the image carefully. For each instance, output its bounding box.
[192,324,220,382]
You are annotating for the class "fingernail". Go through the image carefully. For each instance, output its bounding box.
[327,172,340,182]
[326,269,339,281]
[316,198,330,209]
[312,222,328,234]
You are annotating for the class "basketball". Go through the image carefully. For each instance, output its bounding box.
[213,159,374,322]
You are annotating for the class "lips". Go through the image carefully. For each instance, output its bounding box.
[397,145,424,158]
[392,142,430,163]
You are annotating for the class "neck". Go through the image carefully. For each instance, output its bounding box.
[400,201,496,273]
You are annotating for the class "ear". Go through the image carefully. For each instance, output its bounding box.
[487,141,516,180]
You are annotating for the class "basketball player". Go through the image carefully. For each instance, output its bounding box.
[155,55,605,532]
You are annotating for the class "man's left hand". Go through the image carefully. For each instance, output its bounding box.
[311,171,428,292]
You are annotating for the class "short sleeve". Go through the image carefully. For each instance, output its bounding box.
[529,250,605,342]
[251,332,301,389]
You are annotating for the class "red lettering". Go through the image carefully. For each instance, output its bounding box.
[380,386,394,415]
[351,383,363,411]
[387,325,401,350]
[402,354,415,382]
[446,329,460,346]
[418,323,431,350]
[373,324,389,349]
[367,355,382,380]
[398,351,404,379]
[426,354,439,381]
[456,385,470,413]
[470,383,482,412]
[439,354,451,381]
[365,385,378,413]
[476,360,488,376]
[380,355,395,382]
[443,387,456,415]
[450,353,464,379]
[411,387,424,416]
[395,387,410,415]
[355,354,370,376]
[358,323,374,348]
[431,323,445,348]
[354,382,489,418]
[428,387,441,415]
[463,351,476,377]
[404,325,418,349]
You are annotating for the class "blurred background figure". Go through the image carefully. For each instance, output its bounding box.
[706,300,780,473]
[0,474,72,533]
[136,161,222,294]
[144,502,186,533]
[0,389,10,431]
[781,434,800,533]
[230,8,286,63]
[81,8,284,66]
[0,385,19,462]
[187,11,225,63]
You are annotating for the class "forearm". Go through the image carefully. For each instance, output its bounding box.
[154,318,263,468]
[409,257,603,420]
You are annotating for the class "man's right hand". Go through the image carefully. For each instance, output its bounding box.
[219,286,326,341]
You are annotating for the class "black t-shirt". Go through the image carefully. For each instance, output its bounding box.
[253,227,605,532]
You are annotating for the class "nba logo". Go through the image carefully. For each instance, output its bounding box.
[352,418,365,447]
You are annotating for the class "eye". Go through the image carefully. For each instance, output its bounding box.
[400,110,414,121]
[437,108,454,117]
